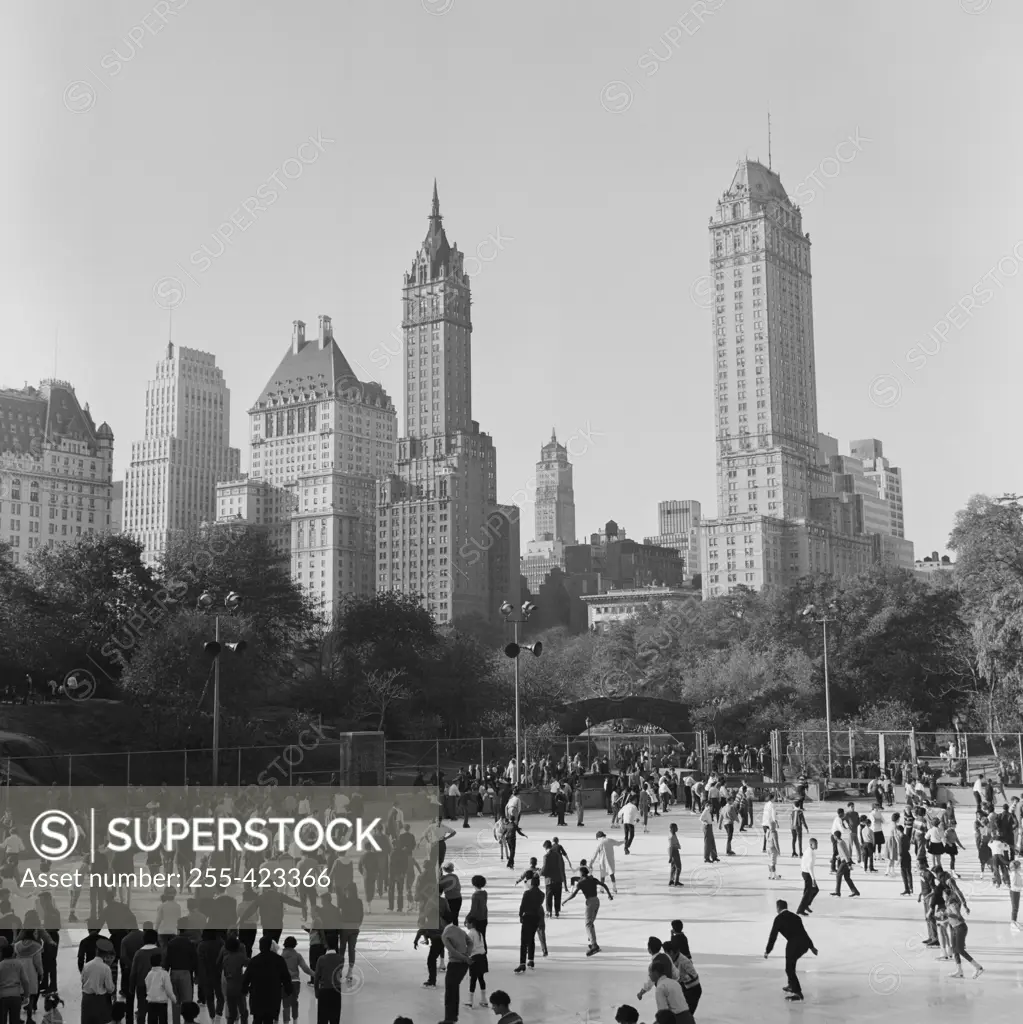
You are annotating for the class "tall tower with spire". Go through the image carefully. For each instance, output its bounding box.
[520,430,577,592]
[533,430,576,546]
[403,179,474,438]
[376,184,519,624]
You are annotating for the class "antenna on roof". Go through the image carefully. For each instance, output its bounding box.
[767,107,772,171]
[53,325,58,378]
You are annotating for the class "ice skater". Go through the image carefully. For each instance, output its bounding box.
[764,899,818,1002]
[668,823,683,887]
[592,831,623,894]
[564,866,613,956]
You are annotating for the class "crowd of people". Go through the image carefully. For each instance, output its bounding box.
[0,755,1019,1022]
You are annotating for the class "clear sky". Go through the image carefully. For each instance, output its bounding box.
[4,0,1019,557]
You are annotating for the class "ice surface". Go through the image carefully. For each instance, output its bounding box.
[41,800,1019,1023]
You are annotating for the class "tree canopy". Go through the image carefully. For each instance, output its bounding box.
[4,493,1023,753]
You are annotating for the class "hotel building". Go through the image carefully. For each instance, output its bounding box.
[0,379,116,563]
[217,315,397,616]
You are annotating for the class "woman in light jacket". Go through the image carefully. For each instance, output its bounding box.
[13,926,47,1024]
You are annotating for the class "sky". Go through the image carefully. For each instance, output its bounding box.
[3,0,1020,558]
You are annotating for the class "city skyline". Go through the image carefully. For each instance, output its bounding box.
[6,1,1021,559]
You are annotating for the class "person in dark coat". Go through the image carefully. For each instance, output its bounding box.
[196,930,224,1021]
[242,935,292,1024]
[764,899,818,1002]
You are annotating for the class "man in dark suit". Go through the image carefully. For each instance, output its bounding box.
[242,935,292,1024]
[764,899,818,1002]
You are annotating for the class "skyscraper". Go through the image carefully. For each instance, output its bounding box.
[376,183,518,623]
[0,379,116,563]
[644,499,701,578]
[218,315,397,617]
[521,430,577,592]
[124,343,240,566]
[850,438,906,538]
[534,430,576,545]
[699,159,874,596]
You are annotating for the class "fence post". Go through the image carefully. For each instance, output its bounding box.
[566,734,570,764]
[68,754,72,789]
[289,754,294,788]
[909,728,916,766]
[183,749,188,787]
[878,733,886,773]
[1018,734,1022,785]
[238,748,242,788]
[126,750,131,787]
[480,737,484,773]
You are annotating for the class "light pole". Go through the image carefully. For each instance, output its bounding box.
[199,590,246,786]
[802,600,838,779]
[586,716,593,768]
[501,600,542,787]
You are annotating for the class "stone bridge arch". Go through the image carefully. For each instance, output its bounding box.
[553,696,692,736]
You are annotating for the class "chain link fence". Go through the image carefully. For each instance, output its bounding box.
[384,732,703,785]
[0,733,385,789]
[776,729,1023,786]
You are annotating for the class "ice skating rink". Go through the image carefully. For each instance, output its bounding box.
[38,801,1022,1023]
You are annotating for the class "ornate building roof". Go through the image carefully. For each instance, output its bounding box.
[725,159,790,203]
[0,380,106,457]
[252,321,392,410]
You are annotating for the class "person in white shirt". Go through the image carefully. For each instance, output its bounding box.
[796,838,819,915]
[691,780,705,814]
[925,821,946,869]
[446,782,460,820]
[1,832,24,857]
[649,959,687,1018]
[660,776,674,814]
[989,837,1011,887]
[973,775,985,812]
[1009,857,1023,930]
[636,937,680,1000]
[829,810,846,873]
[155,888,183,945]
[143,952,177,1023]
[592,832,624,893]
[762,798,777,853]
[505,790,522,824]
[81,946,116,1024]
[621,799,641,854]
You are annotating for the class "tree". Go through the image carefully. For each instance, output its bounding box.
[352,669,412,731]
[0,543,64,681]
[948,495,1023,737]
[24,533,156,678]
[158,525,316,668]
[449,612,505,649]
[683,642,815,741]
[119,609,270,746]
